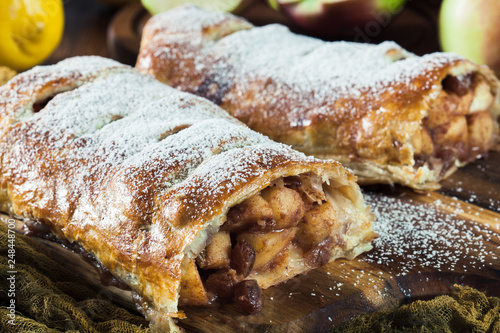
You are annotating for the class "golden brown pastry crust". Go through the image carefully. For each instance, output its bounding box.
[0,56,375,331]
[137,5,500,191]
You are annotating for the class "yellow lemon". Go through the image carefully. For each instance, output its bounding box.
[0,0,64,71]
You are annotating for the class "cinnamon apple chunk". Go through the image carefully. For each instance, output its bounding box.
[179,257,209,306]
[196,230,231,270]
[237,228,298,271]
[260,186,306,229]
[412,72,499,182]
[468,111,495,152]
[295,201,341,252]
[180,172,376,312]
[222,194,274,233]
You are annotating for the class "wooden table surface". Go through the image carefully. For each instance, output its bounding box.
[32,0,500,332]
[45,0,116,64]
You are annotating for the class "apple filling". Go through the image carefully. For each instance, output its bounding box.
[413,72,497,178]
[178,173,372,314]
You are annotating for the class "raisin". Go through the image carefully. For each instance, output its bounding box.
[33,96,54,112]
[414,154,428,169]
[205,269,239,301]
[23,220,52,238]
[306,238,333,267]
[436,148,456,177]
[231,240,256,277]
[442,74,472,97]
[234,280,263,315]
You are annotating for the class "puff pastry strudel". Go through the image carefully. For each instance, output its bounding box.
[0,57,375,331]
[137,5,500,191]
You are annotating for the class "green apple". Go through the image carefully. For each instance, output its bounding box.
[440,0,500,77]
[267,0,280,11]
[141,0,255,15]
[270,0,406,37]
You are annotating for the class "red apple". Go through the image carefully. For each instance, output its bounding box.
[440,0,500,77]
[272,0,406,37]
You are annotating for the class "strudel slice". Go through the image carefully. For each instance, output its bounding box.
[137,5,500,191]
[0,57,375,331]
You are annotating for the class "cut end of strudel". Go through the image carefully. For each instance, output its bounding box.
[137,5,500,191]
[0,57,375,331]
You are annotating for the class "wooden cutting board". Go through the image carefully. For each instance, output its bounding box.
[3,151,499,332]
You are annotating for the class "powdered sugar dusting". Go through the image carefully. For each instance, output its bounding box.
[207,24,463,116]
[170,143,300,217]
[2,56,342,226]
[142,6,465,122]
[147,4,231,35]
[15,61,247,172]
[2,56,125,101]
[118,118,277,197]
[33,70,169,139]
[0,56,128,125]
[362,192,500,276]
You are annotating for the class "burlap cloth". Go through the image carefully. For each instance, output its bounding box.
[333,285,500,332]
[0,223,150,332]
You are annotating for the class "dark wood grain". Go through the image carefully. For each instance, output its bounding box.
[44,0,118,64]
[107,2,149,65]
[440,152,500,210]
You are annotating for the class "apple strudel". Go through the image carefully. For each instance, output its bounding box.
[0,57,375,331]
[137,5,500,191]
